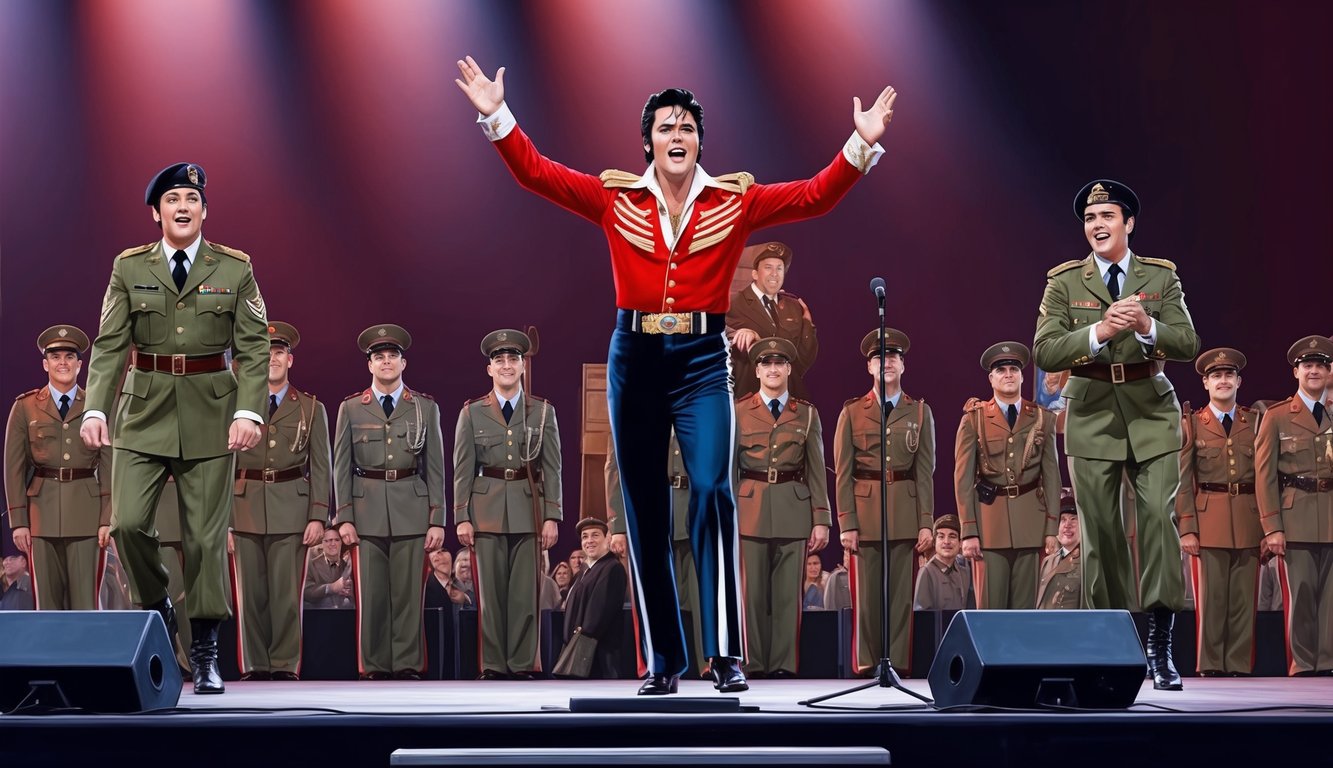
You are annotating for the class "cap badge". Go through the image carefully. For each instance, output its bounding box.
[1310,339,1319,349]
[1001,345,1010,353]
[187,165,200,185]
[1087,183,1109,205]
[767,243,781,252]
[768,340,777,349]
[498,332,508,341]
[1218,351,1228,359]
[58,328,68,338]
[377,328,387,337]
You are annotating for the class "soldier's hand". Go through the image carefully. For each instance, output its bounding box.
[339,521,360,548]
[541,519,559,550]
[456,521,475,548]
[733,328,760,352]
[915,527,934,554]
[1180,532,1201,557]
[1113,298,1152,334]
[610,533,628,556]
[853,85,897,146]
[1043,535,1057,556]
[455,55,505,115]
[11,527,31,555]
[228,418,263,451]
[303,521,325,547]
[962,537,982,561]
[425,526,445,551]
[840,529,859,553]
[80,417,110,449]
[808,524,830,553]
[227,530,235,555]
[98,525,111,549]
[1263,531,1286,558]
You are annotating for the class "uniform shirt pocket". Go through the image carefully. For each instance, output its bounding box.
[129,289,169,346]
[196,293,237,347]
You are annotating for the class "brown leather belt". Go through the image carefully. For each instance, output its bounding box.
[853,469,915,483]
[670,474,690,490]
[131,350,229,376]
[479,466,531,481]
[1280,474,1333,493]
[354,466,416,481]
[978,477,1043,500]
[1070,361,1158,384]
[237,466,304,484]
[740,468,806,484]
[34,466,96,481]
[1199,482,1256,496]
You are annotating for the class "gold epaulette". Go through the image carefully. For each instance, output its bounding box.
[116,242,156,260]
[1046,259,1084,278]
[1136,256,1177,271]
[963,397,984,413]
[599,170,642,189]
[713,172,755,194]
[209,242,251,262]
[14,388,40,401]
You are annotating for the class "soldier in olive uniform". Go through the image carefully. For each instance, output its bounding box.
[333,324,446,680]
[726,243,820,401]
[82,163,270,694]
[955,342,1061,609]
[833,328,934,675]
[1033,180,1199,690]
[733,337,830,678]
[4,326,111,610]
[1254,335,1333,676]
[453,329,562,679]
[1037,489,1081,609]
[230,321,331,681]
[607,432,707,678]
[1177,348,1263,675]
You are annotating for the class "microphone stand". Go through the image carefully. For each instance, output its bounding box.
[801,278,931,708]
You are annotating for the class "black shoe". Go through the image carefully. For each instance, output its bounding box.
[477,669,508,680]
[1198,670,1226,678]
[510,671,540,681]
[393,669,423,680]
[271,671,300,682]
[188,619,225,694]
[145,596,178,640]
[239,670,272,681]
[1146,609,1183,691]
[359,672,391,681]
[637,674,680,695]
[768,669,797,679]
[709,657,749,693]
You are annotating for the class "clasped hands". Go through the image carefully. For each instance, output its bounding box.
[1095,296,1152,343]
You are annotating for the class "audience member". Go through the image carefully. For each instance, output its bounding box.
[913,515,974,610]
[303,528,353,610]
[425,547,472,609]
[561,518,628,678]
[823,548,852,611]
[802,554,827,610]
[552,561,573,604]
[1036,490,1082,609]
[454,548,477,609]
[0,552,34,610]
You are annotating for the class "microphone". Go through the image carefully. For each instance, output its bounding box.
[869,277,886,302]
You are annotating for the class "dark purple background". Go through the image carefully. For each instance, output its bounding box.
[3,0,1330,565]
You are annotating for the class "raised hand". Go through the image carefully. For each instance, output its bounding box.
[455,55,506,115]
[853,85,898,146]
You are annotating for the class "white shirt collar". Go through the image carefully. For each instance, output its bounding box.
[495,388,523,410]
[1209,403,1236,422]
[1092,249,1134,279]
[372,381,405,403]
[1297,389,1322,413]
[161,234,203,266]
[270,384,290,406]
[763,390,790,412]
[48,383,77,401]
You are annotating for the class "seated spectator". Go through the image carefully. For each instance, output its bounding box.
[823,547,852,611]
[1036,489,1081,609]
[567,548,586,586]
[802,553,827,610]
[560,518,628,678]
[552,561,574,605]
[303,528,353,609]
[454,548,477,609]
[1,552,34,611]
[914,515,974,611]
[425,547,472,609]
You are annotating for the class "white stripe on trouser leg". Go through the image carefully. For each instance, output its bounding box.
[610,427,656,671]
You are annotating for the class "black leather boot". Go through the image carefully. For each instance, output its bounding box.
[709,657,749,693]
[1147,609,1183,691]
[145,596,178,640]
[189,619,225,694]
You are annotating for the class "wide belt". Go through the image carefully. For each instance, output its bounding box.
[131,350,229,376]
[740,467,806,484]
[479,466,531,481]
[236,466,305,484]
[617,309,725,336]
[670,474,690,490]
[1279,474,1333,493]
[977,477,1043,500]
[852,469,915,483]
[34,466,96,481]
[353,466,416,481]
[1070,360,1157,384]
[1199,482,1256,496]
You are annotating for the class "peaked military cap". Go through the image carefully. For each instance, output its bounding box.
[358,324,411,356]
[1195,347,1245,375]
[267,321,301,349]
[980,341,1030,371]
[37,325,90,355]
[575,517,609,535]
[1059,487,1077,516]
[744,241,793,270]
[1074,179,1139,220]
[146,162,207,206]
[1287,335,1333,366]
[481,329,531,359]
[750,336,799,366]
[861,327,910,359]
[934,514,961,534]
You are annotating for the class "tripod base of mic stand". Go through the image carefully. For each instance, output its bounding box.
[798,660,932,707]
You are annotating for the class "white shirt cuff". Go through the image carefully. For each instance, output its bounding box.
[83,410,107,422]
[1135,317,1157,347]
[1088,325,1107,356]
[842,133,885,174]
[235,410,263,425]
[478,102,517,142]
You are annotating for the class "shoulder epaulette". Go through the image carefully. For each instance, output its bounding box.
[1046,260,1084,278]
[791,396,814,408]
[777,289,803,302]
[713,172,755,194]
[844,396,862,408]
[465,395,488,406]
[599,170,641,189]
[1237,404,1254,415]
[963,397,984,413]
[14,388,40,401]
[116,242,156,260]
[208,242,251,262]
[1136,256,1177,271]
[1181,400,1193,415]
[300,390,317,401]
[411,391,435,401]
[525,393,548,404]
[344,391,363,401]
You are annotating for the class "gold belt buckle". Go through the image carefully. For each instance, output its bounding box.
[1110,362,1126,384]
[504,468,518,480]
[171,354,187,376]
[1006,484,1020,499]
[58,467,74,482]
[385,469,399,482]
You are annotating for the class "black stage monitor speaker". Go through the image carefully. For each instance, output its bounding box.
[928,610,1147,709]
[0,610,182,713]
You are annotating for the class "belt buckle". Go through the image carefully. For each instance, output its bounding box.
[385,469,399,482]
[1006,484,1020,499]
[262,468,277,484]
[171,354,187,376]
[1228,482,1239,497]
[767,467,779,483]
[671,475,686,489]
[504,468,518,481]
[58,467,74,482]
[655,313,680,335]
[1110,362,1126,384]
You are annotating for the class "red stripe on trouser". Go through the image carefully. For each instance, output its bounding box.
[352,546,365,676]
[230,545,248,673]
[1277,555,1295,675]
[1190,553,1204,671]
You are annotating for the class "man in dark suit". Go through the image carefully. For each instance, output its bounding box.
[726,242,819,400]
[562,517,628,679]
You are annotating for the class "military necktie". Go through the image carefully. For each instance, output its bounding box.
[172,250,188,292]
[762,295,779,326]
[1222,413,1233,435]
[1315,402,1326,427]
[770,398,782,421]
[1006,403,1017,429]
[381,394,394,418]
[270,394,279,417]
[1106,262,1123,301]
[883,400,894,419]
[58,394,70,421]
[502,400,514,423]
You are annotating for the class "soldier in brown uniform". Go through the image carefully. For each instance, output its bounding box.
[4,326,111,610]
[1176,347,1263,676]
[955,342,1061,609]
[333,324,446,680]
[230,321,330,681]
[453,329,561,679]
[733,337,830,678]
[725,243,819,401]
[1037,490,1082,609]
[834,328,934,675]
[1255,335,1333,676]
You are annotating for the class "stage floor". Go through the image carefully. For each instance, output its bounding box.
[4,678,1332,767]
